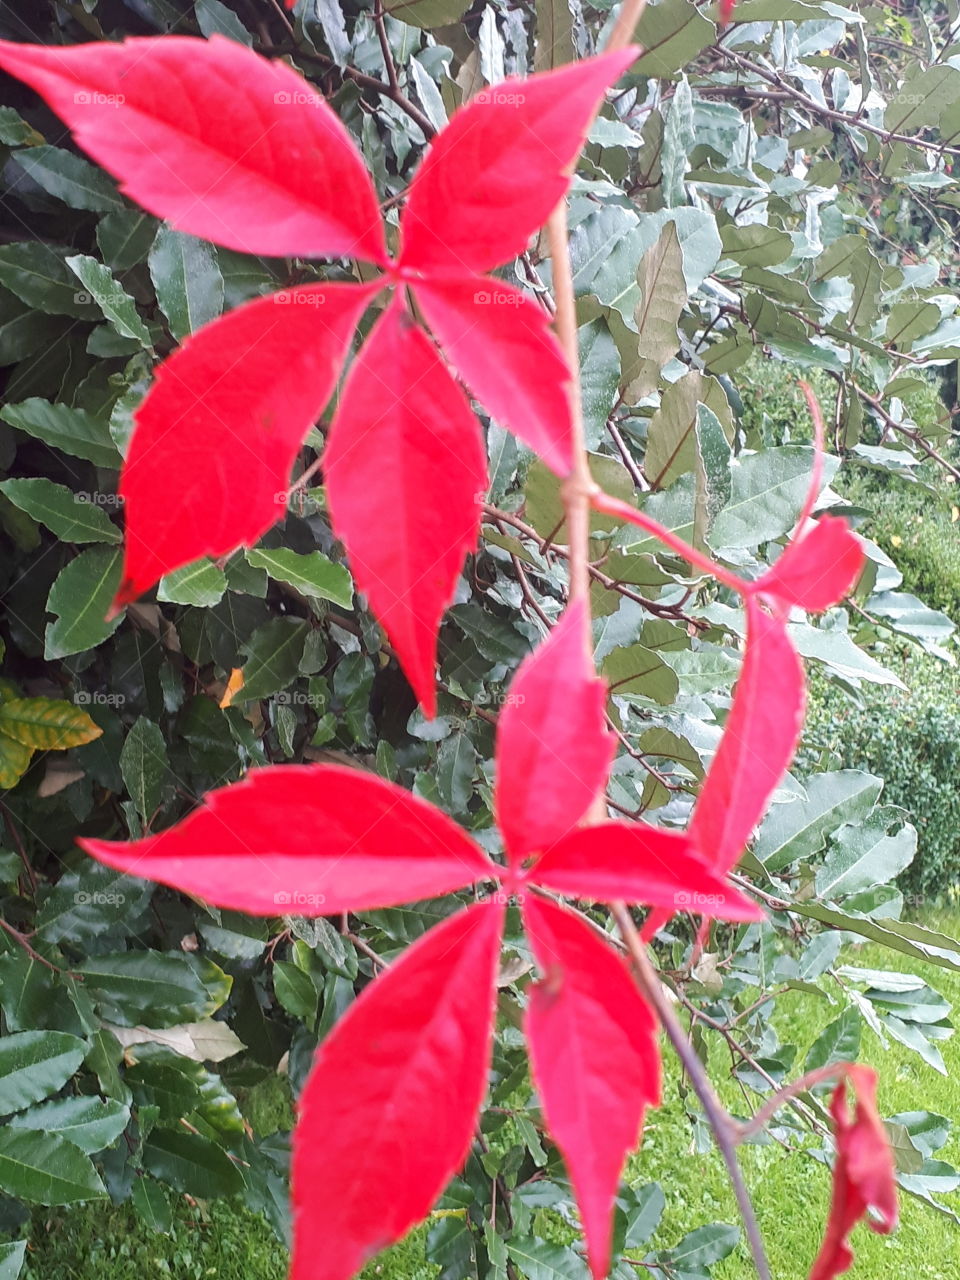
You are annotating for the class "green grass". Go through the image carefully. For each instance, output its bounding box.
[15,910,960,1279]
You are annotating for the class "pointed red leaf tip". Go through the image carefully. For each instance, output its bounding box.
[753,515,865,613]
[292,901,504,1280]
[719,0,738,27]
[523,896,660,1280]
[413,276,574,475]
[0,36,386,263]
[111,283,379,611]
[809,1066,898,1280]
[79,763,495,914]
[495,602,615,865]
[324,300,487,717]
[532,825,763,922]
[398,47,639,276]
[689,598,806,876]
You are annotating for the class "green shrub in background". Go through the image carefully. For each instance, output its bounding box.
[804,650,960,900]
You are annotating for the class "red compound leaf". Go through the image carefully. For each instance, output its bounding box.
[398,48,638,276]
[495,602,615,865]
[112,282,379,610]
[292,901,504,1280]
[0,36,386,263]
[79,763,495,915]
[809,1066,898,1280]
[530,824,763,921]
[753,515,865,614]
[413,275,573,475]
[323,299,487,716]
[523,895,660,1280]
[689,597,806,875]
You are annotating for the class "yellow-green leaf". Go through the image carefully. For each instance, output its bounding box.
[0,697,102,750]
[0,730,33,788]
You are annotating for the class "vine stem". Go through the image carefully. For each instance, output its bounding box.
[545,8,773,1276]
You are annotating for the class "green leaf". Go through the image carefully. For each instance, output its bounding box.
[195,0,254,44]
[631,221,685,399]
[66,253,153,348]
[507,1238,589,1280]
[756,769,884,872]
[0,1030,87,1113]
[97,210,158,273]
[603,643,680,706]
[0,725,31,786]
[0,477,121,543]
[382,0,470,28]
[8,1095,130,1153]
[0,1130,106,1205]
[436,731,478,813]
[709,446,838,549]
[661,76,694,208]
[535,0,574,70]
[0,106,41,145]
[273,961,318,1021]
[45,547,124,660]
[0,697,101,750]
[815,810,917,898]
[148,226,224,341]
[239,618,311,701]
[141,1129,244,1197]
[14,146,123,212]
[80,952,232,1029]
[0,399,120,468]
[720,223,793,268]
[0,242,100,317]
[664,1222,740,1269]
[245,547,353,607]
[120,717,170,822]
[157,559,227,607]
[633,0,715,78]
[805,1006,861,1071]
[132,1176,173,1233]
[0,1241,26,1280]
[789,904,960,975]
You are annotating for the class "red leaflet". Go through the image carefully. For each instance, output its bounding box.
[753,516,864,613]
[113,283,379,609]
[523,896,660,1280]
[689,598,806,874]
[719,0,738,26]
[398,48,638,275]
[0,37,386,263]
[532,825,764,922]
[495,603,614,864]
[292,902,504,1280]
[324,300,487,717]
[413,277,573,475]
[80,764,495,914]
[809,1066,898,1280]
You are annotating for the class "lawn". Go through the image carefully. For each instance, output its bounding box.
[19,909,960,1280]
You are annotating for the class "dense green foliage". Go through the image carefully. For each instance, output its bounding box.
[2,1,960,1278]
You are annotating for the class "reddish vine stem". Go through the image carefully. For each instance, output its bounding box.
[544,9,773,1276]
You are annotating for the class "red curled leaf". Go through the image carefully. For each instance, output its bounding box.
[495,602,615,864]
[292,901,504,1280]
[0,36,386,263]
[809,1065,898,1280]
[413,276,573,475]
[398,48,638,276]
[324,299,486,717]
[753,515,865,613]
[79,763,495,915]
[690,597,806,874]
[113,282,379,609]
[531,824,763,921]
[523,895,660,1280]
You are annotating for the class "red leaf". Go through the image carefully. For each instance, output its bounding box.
[398,49,638,276]
[79,763,495,914]
[495,603,614,864]
[689,598,806,874]
[324,300,486,716]
[113,283,378,609]
[0,36,386,263]
[530,824,764,921]
[413,276,573,475]
[809,1066,898,1280]
[523,895,660,1280]
[752,516,864,613]
[292,901,504,1280]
